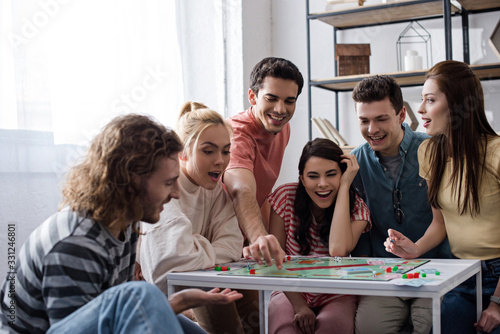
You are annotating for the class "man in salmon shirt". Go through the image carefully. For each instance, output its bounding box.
[224,57,304,269]
[217,57,303,332]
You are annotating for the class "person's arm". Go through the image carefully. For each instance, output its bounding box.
[268,207,286,251]
[385,207,447,258]
[168,288,243,314]
[283,291,316,334]
[207,190,245,264]
[134,234,144,281]
[350,170,373,257]
[329,155,368,256]
[43,237,108,325]
[140,215,221,293]
[224,168,285,268]
[475,281,500,333]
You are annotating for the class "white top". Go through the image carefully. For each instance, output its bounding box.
[139,170,244,293]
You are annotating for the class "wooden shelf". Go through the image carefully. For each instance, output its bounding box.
[470,63,500,80]
[310,0,459,29]
[456,0,500,12]
[312,63,500,91]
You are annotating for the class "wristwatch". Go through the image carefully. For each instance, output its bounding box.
[491,295,500,305]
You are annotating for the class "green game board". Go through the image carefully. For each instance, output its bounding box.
[218,257,429,281]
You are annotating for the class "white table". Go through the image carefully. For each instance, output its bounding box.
[167,258,481,334]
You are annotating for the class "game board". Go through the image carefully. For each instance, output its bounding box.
[218,257,430,281]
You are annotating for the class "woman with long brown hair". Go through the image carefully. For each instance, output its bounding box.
[385,60,500,333]
[267,138,371,334]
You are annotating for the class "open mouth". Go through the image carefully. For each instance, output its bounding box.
[208,171,221,182]
[422,119,431,127]
[268,114,286,124]
[369,135,385,143]
[315,191,332,199]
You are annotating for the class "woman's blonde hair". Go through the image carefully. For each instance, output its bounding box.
[176,101,233,161]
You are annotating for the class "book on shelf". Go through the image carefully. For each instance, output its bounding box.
[311,117,337,143]
[322,118,349,147]
[311,117,349,147]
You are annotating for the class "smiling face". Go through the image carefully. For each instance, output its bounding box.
[140,155,181,224]
[249,76,299,135]
[300,156,342,210]
[182,123,231,190]
[418,78,450,136]
[356,97,406,157]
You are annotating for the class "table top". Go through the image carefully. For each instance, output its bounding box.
[167,257,481,299]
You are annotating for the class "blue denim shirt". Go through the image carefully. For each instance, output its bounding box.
[351,123,451,259]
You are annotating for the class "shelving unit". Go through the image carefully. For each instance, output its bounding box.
[313,0,458,28]
[312,63,500,91]
[306,0,500,139]
[458,0,500,63]
[457,0,500,12]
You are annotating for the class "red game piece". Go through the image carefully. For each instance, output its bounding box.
[386,267,392,273]
[249,269,256,274]
[287,256,291,261]
[414,272,420,278]
[221,266,227,271]
[407,273,414,279]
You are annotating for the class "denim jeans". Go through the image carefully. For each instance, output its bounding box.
[441,257,500,334]
[47,281,206,334]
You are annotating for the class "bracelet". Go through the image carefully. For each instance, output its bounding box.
[490,295,500,305]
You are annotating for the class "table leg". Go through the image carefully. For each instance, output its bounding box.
[259,290,266,334]
[476,271,482,322]
[432,296,441,334]
[167,283,174,297]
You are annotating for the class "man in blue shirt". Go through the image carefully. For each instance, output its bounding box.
[350,75,450,334]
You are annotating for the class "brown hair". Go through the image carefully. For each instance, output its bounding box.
[424,60,497,215]
[249,57,304,97]
[294,138,355,254]
[352,75,404,114]
[60,114,182,231]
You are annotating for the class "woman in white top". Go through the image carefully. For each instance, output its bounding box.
[138,101,251,333]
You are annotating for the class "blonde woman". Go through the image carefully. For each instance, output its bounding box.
[138,101,255,333]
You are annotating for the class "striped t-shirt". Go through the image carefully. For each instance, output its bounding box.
[0,207,137,334]
[268,182,371,307]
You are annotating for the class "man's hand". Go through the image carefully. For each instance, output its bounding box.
[242,234,286,269]
[475,302,500,333]
[224,168,286,267]
[169,288,243,314]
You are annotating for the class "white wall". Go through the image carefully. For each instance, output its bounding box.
[264,0,500,187]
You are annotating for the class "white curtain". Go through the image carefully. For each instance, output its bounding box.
[1,0,184,143]
[0,0,238,280]
[0,0,193,278]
